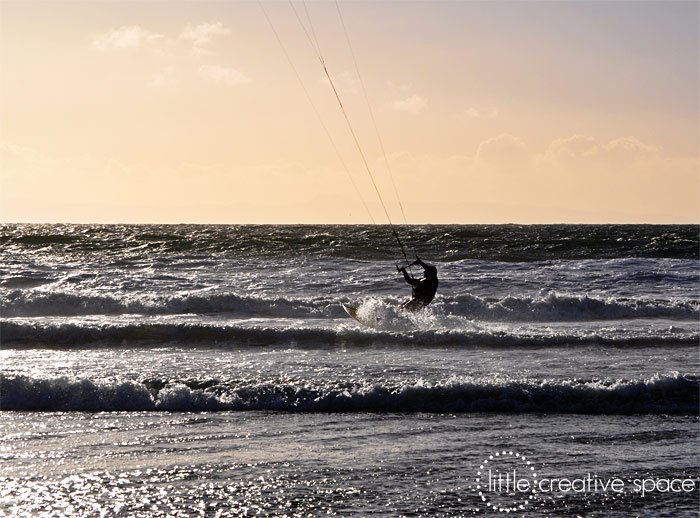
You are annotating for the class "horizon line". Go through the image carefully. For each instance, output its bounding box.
[2,221,699,226]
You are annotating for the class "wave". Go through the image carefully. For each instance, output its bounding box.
[1,372,696,414]
[11,234,79,245]
[0,291,336,319]
[0,276,54,289]
[439,293,700,321]
[2,290,698,322]
[2,320,697,348]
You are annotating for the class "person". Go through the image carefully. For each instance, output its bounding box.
[397,255,438,311]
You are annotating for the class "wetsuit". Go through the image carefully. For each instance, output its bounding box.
[399,257,438,311]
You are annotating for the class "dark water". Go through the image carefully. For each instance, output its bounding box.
[2,223,697,261]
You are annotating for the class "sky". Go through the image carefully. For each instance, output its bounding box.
[1,0,698,224]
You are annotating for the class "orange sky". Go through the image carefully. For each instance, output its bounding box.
[1,1,698,223]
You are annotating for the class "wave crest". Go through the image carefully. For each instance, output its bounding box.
[1,373,696,414]
[0,291,336,318]
[439,293,700,321]
[2,319,697,348]
[3,290,697,322]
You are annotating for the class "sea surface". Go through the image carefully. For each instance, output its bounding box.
[1,223,698,517]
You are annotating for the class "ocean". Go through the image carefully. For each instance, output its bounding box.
[1,223,698,517]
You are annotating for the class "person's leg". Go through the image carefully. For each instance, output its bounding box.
[400,299,422,312]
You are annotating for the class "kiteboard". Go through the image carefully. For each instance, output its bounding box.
[341,303,378,328]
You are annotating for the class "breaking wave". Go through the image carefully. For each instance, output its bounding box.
[0,290,333,319]
[2,319,697,348]
[3,290,697,321]
[1,372,696,414]
[439,293,699,321]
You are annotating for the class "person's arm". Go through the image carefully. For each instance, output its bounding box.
[413,255,428,269]
[400,267,419,285]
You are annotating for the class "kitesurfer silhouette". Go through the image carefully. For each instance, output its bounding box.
[397,255,438,311]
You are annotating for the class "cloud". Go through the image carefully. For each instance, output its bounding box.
[199,65,250,86]
[476,134,529,170]
[390,95,427,114]
[463,107,499,119]
[180,22,230,49]
[379,133,698,222]
[320,70,359,95]
[602,136,660,163]
[544,135,661,169]
[547,135,599,159]
[150,66,177,87]
[0,140,55,180]
[0,140,42,160]
[3,134,696,223]
[92,26,163,51]
[385,80,412,92]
